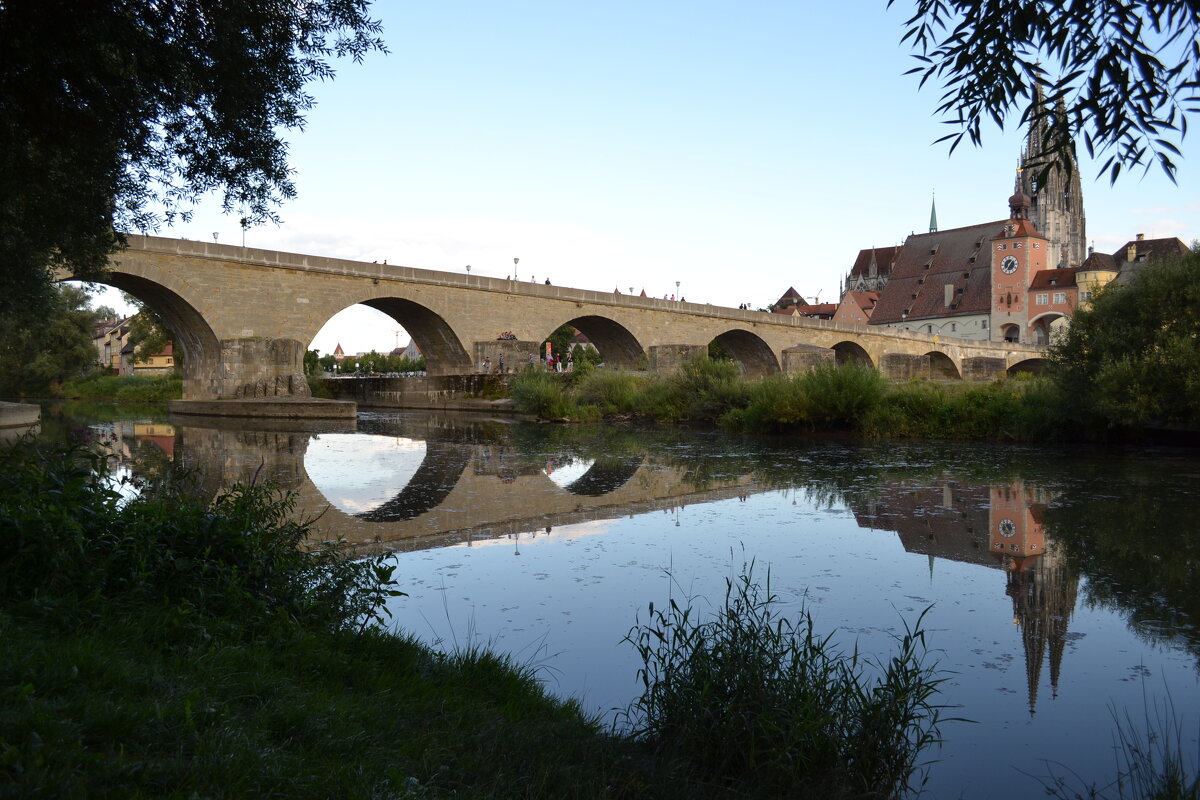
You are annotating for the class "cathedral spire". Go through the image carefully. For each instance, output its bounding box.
[929,191,938,233]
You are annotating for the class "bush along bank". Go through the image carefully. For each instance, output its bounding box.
[509,359,1088,442]
[0,441,953,800]
[59,371,183,403]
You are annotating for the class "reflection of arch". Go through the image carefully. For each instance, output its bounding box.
[557,316,645,369]
[361,297,471,375]
[354,441,471,522]
[1001,324,1021,343]
[563,454,645,496]
[1008,358,1045,377]
[70,273,221,397]
[711,329,779,378]
[925,351,961,380]
[832,341,873,368]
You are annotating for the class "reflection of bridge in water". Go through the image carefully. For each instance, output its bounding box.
[163,412,1082,715]
[175,414,762,554]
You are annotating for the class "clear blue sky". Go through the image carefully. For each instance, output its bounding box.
[91,0,1199,355]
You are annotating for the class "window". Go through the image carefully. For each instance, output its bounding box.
[1081,291,1092,302]
[981,320,988,329]
[950,323,957,332]
[1036,293,1048,305]
[1053,292,1067,304]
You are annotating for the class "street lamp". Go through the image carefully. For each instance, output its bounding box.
[212,232,219,243]
[513,257,519,281]
[466,264,471,277]
[676,280,680,300]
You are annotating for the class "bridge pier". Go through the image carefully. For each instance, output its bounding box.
[880,353,931,381]
[217,338,311,399]
[648,344,708,374]
[961,356,1008,381]
[782,344,836,375]
[474,340,539,373]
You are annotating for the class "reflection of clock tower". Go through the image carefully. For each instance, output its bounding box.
[989,481,1079,716]
[990,188,1049,343]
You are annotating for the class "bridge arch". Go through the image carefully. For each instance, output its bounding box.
[64,272,222,399]
[1007,358,1046,377]
[710,329,779,378]
[553,315,645,369]
[547,454,646,496]
[358,297,472,375]
[924,351,962,380]
[1027,312,1069,346]
[832,341,874,368]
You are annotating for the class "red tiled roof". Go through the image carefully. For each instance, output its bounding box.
[796,302,838,319]
[1028,267,1079,291]
[1080,252,1116,271]
[870,221,1007,325]
[848,246,901,278]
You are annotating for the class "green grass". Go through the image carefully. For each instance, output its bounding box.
[510,357,1085,441]
[60,372,182,403]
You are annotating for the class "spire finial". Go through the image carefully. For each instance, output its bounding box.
[929,190,938,233]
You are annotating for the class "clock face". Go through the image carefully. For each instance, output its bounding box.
[999,519,1017,538]
[1001,255,1019,274]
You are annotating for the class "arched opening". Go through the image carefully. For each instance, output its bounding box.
[550,316,645,370]
[925,351,961,380]
[1001,324,1021,343]
[545,454,646,496]
[1007,358,1046,377]
[832,341,874,368]
[65,274,222,399]
[1028,313,1069,347]
[709,329,779,378]
[312,298,470,376]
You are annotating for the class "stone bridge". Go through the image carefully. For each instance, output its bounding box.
[83,235,1045,401]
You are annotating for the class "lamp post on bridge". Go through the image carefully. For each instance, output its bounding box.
[676,280,680,301]
[466,264,471,278]
[513,257,519,281]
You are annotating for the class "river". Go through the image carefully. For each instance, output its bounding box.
[33,402,1200,799]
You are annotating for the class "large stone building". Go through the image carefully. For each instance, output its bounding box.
[847,87,1094,344]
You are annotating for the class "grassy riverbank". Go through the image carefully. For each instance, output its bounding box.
[59,372,183,404]
[510,359,1082,441]
[1,441,953,799]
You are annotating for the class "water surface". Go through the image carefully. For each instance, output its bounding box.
[38,404,1200,799]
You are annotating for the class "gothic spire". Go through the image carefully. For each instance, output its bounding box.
[929,191,938,233]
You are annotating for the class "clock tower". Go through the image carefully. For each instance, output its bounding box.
[990,187,1048,343]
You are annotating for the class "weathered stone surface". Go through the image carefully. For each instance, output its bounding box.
[782,345,836,375]
[881,353,931,381]
[648,344,707,374]
[962,356,1007,381]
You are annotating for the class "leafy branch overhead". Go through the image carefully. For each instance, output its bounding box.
[892,0,1200,183]
[0,0,387,314]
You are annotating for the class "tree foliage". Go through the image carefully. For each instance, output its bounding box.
[893,0,1200,183]
[0,284,105,398]
[0,0,386,315]
[121,292,176,366]
[1049,249,1200,428]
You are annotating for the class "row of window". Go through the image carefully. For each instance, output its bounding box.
[1034,292,1068,305]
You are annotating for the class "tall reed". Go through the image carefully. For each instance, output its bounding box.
[621,563,952,798]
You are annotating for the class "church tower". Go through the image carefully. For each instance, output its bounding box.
[1016,86,1087,268]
